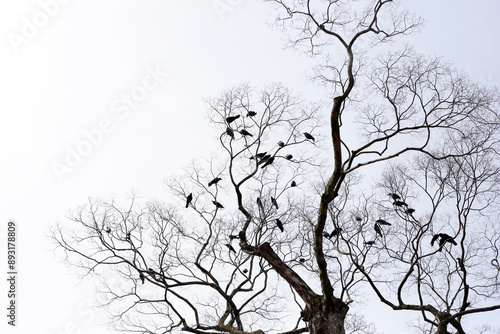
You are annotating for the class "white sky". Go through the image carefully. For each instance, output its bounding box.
[0,1,499,333]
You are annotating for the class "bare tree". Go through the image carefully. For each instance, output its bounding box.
[54,1,500,334]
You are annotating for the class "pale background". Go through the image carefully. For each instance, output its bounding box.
[0,1,499,333]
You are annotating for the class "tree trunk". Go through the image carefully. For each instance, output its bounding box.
[304,297,349,334]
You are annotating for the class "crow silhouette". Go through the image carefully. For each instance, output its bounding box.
[226,127,235,139]
[374,224,383,238]
[213,201,224,209]
[126,232,131,241]
[285,154,293,160]
[247,111,257,117]
[388,193,401,200]
[323,232,331,239]
[240,129,253,137]
[299,258,306,263]
[393,200,408,207]
[226,115,240,124]
[303,132,315,142]
[261,157,275,168]
[208,177,222,187]
[278,141,285,147]
[243,268,249,274]
[105,227,111,233]
[375,219,391,226]
[405,208,415,214]
[330,227,343,238]
[271,197,279,209]
[139,273,145,284]
[276,219,284,232]
[225,243,236,253]
[290,181,297,187]
[431,233,457,251]
[355,215,363,222]
[364,240,376,246]
[256,197,264,212]
[257,155,271,164]
[229,234,239,240]
[185,193,192,208]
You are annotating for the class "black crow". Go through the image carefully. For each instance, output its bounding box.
[126,232,131,241]
[257,155,271,165]
[323,232,331,239]
[431,233,457,251]
[226,115,240,124]
[225,243,236,253]
[243,269,248,274]
[240,129,253,137]
[285,154,293,160]
[226,127,235,139]
[405,208,415,214]
[374,224,382,238]
[303,132,315,142]
[388,193,401,200]
[229,234,239,240]
[247,111,257,117]
[271,197,279,209]
[139,273,145,284]
[261,157,275,168]
[208,177,222,187]
[299,258,306,263]
[105,227,111,233]
[290,181,297,187]
[256,197,264,212]
[375,219,391,226]
[185,193,193,208]
[147,268,155,278]
[250,152,268,160]
[330,227,343,238]
[278,141,285,147]
[364,241,376,246]
[213,201,224,209]
[355,215,363,222]
[393,200,408,207]
[276,219,284,232]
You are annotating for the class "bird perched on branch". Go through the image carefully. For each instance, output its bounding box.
[374,223,383,238]
[226,127,235,139]
[388,193,401,200]
[261,157,275,168]
[364,240,376,246]
[240,129,253,137]
[208,177,222,187]
[126,232,131,241]
[139,273,145,284]
[105,227,111,233]
[299,258,306,263]
[243,269,248,274]
[276,219,284,232]
[285,154,293,160]
[375,219,391,226]
[226,115,240,124]
[330,227,343,238]
[405,208,415,214]
[303,132,315,142]
[213,201,224,209]
[431,233,457,251]
[225,243,236,253]
[290,181,297,187]
[247,111,257,117]
[393,200,408,207]
[229,234,239,240]
[185,193,192,208]
[257,155,271,164]
[278,141,285,148]
[256,197,264,212]
[271,197,279,209]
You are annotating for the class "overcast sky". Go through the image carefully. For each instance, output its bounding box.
[1,1,499,334]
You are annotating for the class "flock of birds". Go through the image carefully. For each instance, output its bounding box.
[109,113,458,283]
